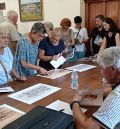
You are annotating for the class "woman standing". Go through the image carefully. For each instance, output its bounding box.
[99,17,120,52]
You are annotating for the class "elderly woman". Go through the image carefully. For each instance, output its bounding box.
[38,28,65,70]
[13,22,47,77]
[99,17,120,52]
[43,21,54,36]
[0,32,26,85]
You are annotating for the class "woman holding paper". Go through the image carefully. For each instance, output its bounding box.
[0,32,26,85]
[38,28,65,70]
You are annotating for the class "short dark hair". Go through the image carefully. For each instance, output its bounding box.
[114,122,120,129]
[96,15,105,21]
[31,22,46,34]
[74,16,82,23]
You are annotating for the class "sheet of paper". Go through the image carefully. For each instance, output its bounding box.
[37,69,71,79]
[0,104,25,128]
[50,56,66,69]
[75,44,85,52]
[80,89,103,106]
[46,100,87,116]
[0,83,14,93]
[8,83,61,104]
[66,64,96,72]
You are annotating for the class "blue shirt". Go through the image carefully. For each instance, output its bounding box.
[0,47,13,85]
[13,36,39,77]
[38,37,64,70]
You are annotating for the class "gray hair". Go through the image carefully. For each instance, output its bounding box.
[7,10,18,19]
[51,28,62,37]
[30,22,46,35]
[43,21,54,31]
[97,47,120,71]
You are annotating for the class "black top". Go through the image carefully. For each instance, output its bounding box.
[91,27,105,54]
[105,29,120,48]
[38,37,64,71]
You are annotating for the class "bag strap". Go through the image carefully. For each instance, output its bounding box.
[76,28,81,39]
[0,60,9,80]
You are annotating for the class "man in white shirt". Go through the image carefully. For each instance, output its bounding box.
[0,10,19,55]
[72,16,89,59]
[71,47,120,129]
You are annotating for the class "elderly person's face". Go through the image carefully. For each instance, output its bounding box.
[0,33,9,48]
[31,32,45,43]
[100,66,116,84]
[50,35,61,46]
[62,25,69,31]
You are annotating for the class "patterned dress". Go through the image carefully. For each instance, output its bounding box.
[13,36,39,77]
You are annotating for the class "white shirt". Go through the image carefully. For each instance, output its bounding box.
[72,27,89,52]
[0,47,13,85]
[93,84,120,129]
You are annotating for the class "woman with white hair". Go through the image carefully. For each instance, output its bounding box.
[38,28,65,70]
[0,32,26,85]
[71,47,120,129]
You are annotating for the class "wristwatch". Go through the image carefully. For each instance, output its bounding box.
[70,101,80,110]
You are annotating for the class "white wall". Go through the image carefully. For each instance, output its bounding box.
[0,0,85,34]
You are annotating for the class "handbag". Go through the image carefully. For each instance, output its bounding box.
[3,106,75,129]
[0,60,13,83]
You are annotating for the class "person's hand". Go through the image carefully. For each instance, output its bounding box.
[72,92,83,102]
[53,53,61,61]
[17,76,27,81]
[39,67,48,75]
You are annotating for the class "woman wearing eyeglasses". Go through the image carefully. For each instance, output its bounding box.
[13,22,48,77]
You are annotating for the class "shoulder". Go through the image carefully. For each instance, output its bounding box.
[39,37,49,48]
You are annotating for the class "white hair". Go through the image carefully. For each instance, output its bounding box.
[97,47,120,71]
[7,10,18,20]
[43,21,54,31]
[51,28,62,37]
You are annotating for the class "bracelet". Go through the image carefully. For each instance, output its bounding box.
[70,101,80,110]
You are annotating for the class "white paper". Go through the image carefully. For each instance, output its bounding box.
[8,83,61,104]
[0,104,25,128]
[0,87,14,93]
[37,69,71,79]
[46,100,87,116]
[80,89,103,106]
[50,56,66,69]
[66,64,96,72]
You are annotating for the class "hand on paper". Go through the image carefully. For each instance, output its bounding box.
[39,67,48,75]
[72,92,82,102]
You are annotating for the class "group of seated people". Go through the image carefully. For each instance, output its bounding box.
[0,10,120,129]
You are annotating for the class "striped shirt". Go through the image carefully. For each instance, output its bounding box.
[93,84,120,129]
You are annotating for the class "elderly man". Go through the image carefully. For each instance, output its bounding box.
[71,47,120,129]
[0,10,19,55]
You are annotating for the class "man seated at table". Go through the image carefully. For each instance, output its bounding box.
[71,47,120,129]
[38,28,65,71]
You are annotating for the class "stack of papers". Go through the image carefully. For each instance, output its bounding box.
[46,100,87,116]
[0,84,14,93]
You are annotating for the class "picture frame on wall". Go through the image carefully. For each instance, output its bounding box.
[18,0,43,22]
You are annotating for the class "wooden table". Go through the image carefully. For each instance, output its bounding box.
[0,60,104,117]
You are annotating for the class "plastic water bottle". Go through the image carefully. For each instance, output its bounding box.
[71,70,79,90]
